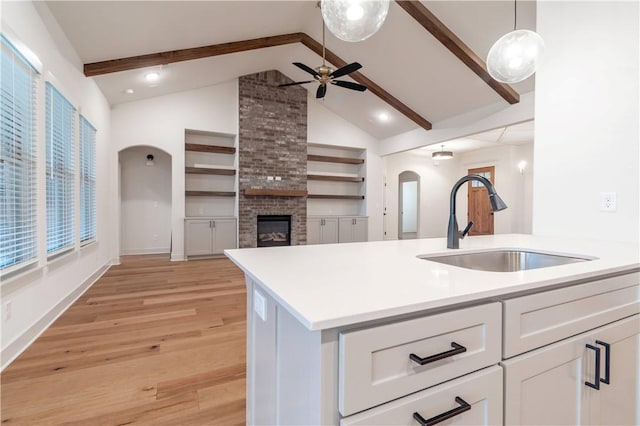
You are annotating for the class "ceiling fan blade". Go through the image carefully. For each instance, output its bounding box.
[316,84,327,99]
[279,81,313,87]
[293,62,320,77]
[331,80,367,92]
[329,62,362,79]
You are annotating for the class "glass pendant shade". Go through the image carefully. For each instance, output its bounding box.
[486,29,544,83]
[321,0,390,42]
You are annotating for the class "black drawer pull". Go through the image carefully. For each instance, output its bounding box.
[585,343,601,390]
[413,396,471,426]
[595,340,611,385]
[410,342,466,365]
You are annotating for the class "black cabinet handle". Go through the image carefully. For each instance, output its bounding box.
[595,340,611,385]
[410,342,466,365]
[413,396,471,426]
[585,343,601,390]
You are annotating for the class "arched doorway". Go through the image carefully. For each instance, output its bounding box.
[398,171,420,239]
[118,146,172,256]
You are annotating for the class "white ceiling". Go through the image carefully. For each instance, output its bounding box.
[414,120,534,156]
[45,1,537,139]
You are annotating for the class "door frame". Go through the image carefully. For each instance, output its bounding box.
[398,171,420,240]
[467,165,495,236]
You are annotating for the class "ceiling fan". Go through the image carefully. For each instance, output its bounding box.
[279,14,367,99]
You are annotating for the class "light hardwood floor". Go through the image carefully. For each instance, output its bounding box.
[1,255,247,425]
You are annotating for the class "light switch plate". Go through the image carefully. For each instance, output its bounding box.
[253,289,266,321]
[600,192,617,212]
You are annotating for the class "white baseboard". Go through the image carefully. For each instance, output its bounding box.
[0,262,111,371]
[171,252,186,261]
[120,248,170,256]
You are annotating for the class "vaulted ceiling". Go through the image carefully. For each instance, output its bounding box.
[45,1,536,140]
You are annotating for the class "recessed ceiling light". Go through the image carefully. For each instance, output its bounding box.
[378,112,389,122]
[145,72,160,82]
[123,88,134,94]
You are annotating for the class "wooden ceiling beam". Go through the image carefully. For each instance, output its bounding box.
[83,32,432,132]
[299,34,432,131]
[84,33,305,76]
[395,0,520,104]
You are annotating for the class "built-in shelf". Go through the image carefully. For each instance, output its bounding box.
[185,191,236,197]
[185,143,236,155]
[244,189,308,197]
[307,174,364,183]
[307,154,364,165]
[185,167,236,176]
[307,194,365,200]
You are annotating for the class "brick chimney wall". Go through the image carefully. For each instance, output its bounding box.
[238,70,307,248]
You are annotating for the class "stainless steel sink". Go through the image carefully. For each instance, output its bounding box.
[419,249,593,272]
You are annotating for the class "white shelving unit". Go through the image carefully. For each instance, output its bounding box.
[307,144,366,217]
[184,129,237,218]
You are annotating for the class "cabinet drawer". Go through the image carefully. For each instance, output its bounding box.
[338,303,501,416]
[503,272,639,358]
[340,366,502,425]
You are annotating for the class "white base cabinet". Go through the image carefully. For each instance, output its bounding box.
[503,314,639,425]
[185,217,237,257]
[308,216,367,245]
[338,217,368,243]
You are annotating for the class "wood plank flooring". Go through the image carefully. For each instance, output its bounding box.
[1,255,247,425]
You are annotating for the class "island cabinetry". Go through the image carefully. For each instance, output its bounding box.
[338,217,368,243]
[307,217,339,244]
[341,366,502,426]
[184,217,236,257]
[502,271,639,425]
[338,302,501,416]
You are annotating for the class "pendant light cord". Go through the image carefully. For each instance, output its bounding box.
[514,0,517,31]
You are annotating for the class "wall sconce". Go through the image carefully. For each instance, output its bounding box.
[146,154,155,166]
[518,160,527,174]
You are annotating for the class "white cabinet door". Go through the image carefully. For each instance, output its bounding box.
[212,218,237,253]
[307,218,322,245]
[352,217,367,242]
[185,219,213,256]
[338,217,368,243]
[338,218,354,243]
[589,315,640,426]
[321,218,339,244]
[341,366,502,426]
[503,314,639,425]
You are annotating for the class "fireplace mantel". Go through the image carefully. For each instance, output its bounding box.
[244,189,307,197]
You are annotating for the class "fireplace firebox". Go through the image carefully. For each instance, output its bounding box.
[257,215,291,247]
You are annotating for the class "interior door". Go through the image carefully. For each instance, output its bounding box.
[467,166,495,235]
[398,171,419,240]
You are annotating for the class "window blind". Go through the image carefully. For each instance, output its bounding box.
[79,116,96,244]
[0,35,38,272]
[46,82,75,255]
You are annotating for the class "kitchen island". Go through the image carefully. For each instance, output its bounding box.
[225,234,640,425]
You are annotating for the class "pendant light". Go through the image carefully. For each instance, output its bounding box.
[432,145,453,161]
[320,0,390,42]
[486,0,544,84]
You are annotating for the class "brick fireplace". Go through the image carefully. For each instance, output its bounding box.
[238,70,307,248]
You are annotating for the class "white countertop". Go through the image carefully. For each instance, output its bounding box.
[225,234,639,331]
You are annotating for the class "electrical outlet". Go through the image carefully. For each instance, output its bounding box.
[267,176,274,181]
[600,192,617,212]
[275,176,282,181]
[253,289,266,321]
[3,301,12,321]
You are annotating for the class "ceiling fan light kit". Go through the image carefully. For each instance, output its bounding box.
[320,0,390,42]
[487,0,544,84]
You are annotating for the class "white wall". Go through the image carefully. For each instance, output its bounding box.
[383,143,533,240]
[533,1,639,244]
[307,97,383,241]
[110,81,239,261]
[120,147,172,255]
[1,2,113,369]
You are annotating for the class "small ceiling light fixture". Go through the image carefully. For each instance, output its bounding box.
[486,0,544,83]
[321,0,390,42]
[144,71,160,82]
[123,88,134,94]
[432,145,453,161]
[377,112,389,122]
